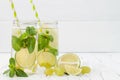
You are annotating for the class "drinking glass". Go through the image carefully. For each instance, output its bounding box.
[37,21,58,67]
[12,20,37,73]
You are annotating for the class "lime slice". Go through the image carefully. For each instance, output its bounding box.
[65,65,82,75]
[37,52,57,68]
[15,48,36,68]
[12,28,21,37]
[58,53,80,70]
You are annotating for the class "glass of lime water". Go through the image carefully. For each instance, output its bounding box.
[37,21,58,67]
[12,20,38,73]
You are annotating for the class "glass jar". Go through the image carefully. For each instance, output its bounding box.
[11,20,37,73]
[37,21,58,67]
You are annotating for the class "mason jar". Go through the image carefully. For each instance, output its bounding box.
[11,20,38,73]
[37,21,58,68]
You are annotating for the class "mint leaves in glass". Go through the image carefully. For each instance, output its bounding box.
[38,21,58,56]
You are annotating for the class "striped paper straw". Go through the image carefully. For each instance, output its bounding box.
[29,0,40,25]
[9,0,19,26]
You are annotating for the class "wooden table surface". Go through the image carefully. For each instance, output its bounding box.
[0,53,120,80]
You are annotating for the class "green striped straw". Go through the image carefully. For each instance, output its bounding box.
[29,0,40,25]
[9,0,19,26]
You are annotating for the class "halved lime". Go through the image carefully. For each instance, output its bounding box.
[57,53,80,71]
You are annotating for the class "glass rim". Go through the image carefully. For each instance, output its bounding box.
[13,20,58,25]
[40,20,58,25]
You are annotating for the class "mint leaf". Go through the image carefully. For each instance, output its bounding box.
[27,37,36,53]
[26,27,36,36]
[3,69,10,74]
[9,65,14,69]
[9,58,15,66]
[21,39,28,48]
[38,33,54,51]
[46,30,49,34]
[9,69,15,77]
[38,34,49,51]
[19,32,28,40]
[4,58,15,77]
[47,35,54,42]
[19,26,36,53]
[4,57,28,78]
[15,69,28,77]
[47,46,58,56]
[12,36,21,51]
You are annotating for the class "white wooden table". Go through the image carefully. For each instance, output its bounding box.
[0,53,120,80]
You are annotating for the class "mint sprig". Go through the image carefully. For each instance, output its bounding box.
[29,0,40,21]
[3,58,28,77]
[47,46,58,56]
[12,26,36,53]
[38,33,49,51]
[38,30,58,56]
